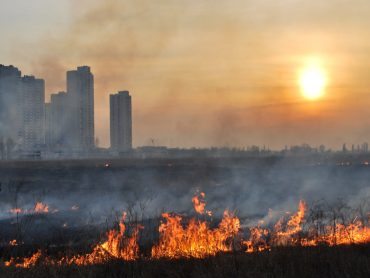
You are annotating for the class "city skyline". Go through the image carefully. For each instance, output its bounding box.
[0,63,134,156]
[2,62,370,153]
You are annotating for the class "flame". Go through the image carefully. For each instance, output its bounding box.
[4,250,42,268]
[244,200,307,250]
[9,239,18,246]
[244,200,370,252]
[151,209,240,259]
[8,202,49,215]
[273,200,306,245]
[244,226,270,253]
[301,221,370,246]
[192,192,206,214]
[68,213,142,265]
[9,208,23,214]
[4,213,142,267]
[192,191,212,216]
[34,202,49,213]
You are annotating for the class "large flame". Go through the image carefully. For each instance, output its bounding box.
[151,210,240,259]
[152,192,239,258]
[274,200,306,245]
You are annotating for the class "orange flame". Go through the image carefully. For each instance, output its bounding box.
[244,226,270,253]
[4,250,42,268]
[68,213,142,265]
[9,239,18,246]
[151,209,240,259]
[301,221,370,246]
[192,191,212,216]
[274,200,306,245]
[9,208,23,214]
[244,200,370,252]
[9,202,49,215]
[34,202,49,213]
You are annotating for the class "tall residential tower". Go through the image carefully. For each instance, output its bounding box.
[110,91,132,152]
[48,91,69,149]
[0,65,45,152]
[66,66,94,150]
[21,75,45,150]
[0,65,22,143]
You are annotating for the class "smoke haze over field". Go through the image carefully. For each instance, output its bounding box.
[0,159,369,227]
[2,0,370,148]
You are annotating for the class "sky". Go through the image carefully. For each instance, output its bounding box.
[1,0,370,149]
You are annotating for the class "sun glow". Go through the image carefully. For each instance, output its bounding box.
[299,63,327,100]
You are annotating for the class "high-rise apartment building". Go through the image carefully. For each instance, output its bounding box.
[110,91,132,152]
[66,66,94,150]
[48,91,69,148]
[21,75,45,150]
[44,102,51,148]
[0,65,45,152]
[0,65,22,143]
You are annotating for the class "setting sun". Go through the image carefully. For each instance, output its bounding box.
[300,65,326,100]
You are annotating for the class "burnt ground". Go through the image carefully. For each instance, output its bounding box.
[0,245,369,278]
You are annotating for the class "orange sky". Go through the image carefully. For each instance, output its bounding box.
[1,0,370,149]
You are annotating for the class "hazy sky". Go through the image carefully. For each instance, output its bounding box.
[1,0,370,149]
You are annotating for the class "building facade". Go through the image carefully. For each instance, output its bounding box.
[0,65,45,153]
[48,91,69,149]
[21,75,45,151]
[66,66,94,150]
[0,65,22,144]
[110,91,132,152]
[44,102,51,148]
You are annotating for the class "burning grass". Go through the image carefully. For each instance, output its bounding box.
[8,202,49,216]
[0,192,369,275]
[151,210,240,259]
[67,213,142,265]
